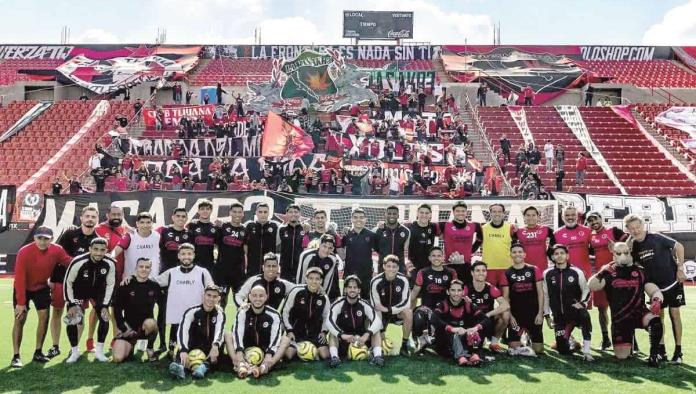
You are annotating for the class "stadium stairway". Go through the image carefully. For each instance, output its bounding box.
[634,103,696,171]
[574,60,696,88]
[578,107,696,196]
[0,100,38,138]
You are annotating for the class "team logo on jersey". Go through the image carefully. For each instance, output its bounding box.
[421,233,426,238]
[300,231,305,236]
[465,226,470,231]
[130,291,136,296]
[356,310,363,317]
[631,271,639,277]
[227,228,231,233]
[211,228,216,234]
[263,322,269,328]
[396,286,402,292]
[83,271,90,278]
[400,232,405,237]
[100,268,107,274]
[443,275,449,281]
[510,274,517,280]
[365,237,370,242]
[212,316,217,323]
[196,228,202,233]
[483,294,489,300]
[525,272,531,277]
[427,228,432,234]
[579,231,585,236]
[168,232,173,237]
[300,299,306,304]
[268,228,274,233]
[568,276,575,283]
[324,264,330,270]
[317,299,323,306]
[602,234,608,239]
[275,287,281,293]
[183,234,189,240]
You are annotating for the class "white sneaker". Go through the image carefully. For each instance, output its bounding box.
[136,340,147,352]
[66,350,81,364]
[94,352,108,362]
[583,353,595,362]
[515,346,537,357]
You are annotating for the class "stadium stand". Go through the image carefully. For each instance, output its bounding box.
[635,103,696,166]
[0,100,37,135]
[0,59,62,85]
[574,60,696,88]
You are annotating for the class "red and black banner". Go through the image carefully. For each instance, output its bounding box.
[143,104,216,129]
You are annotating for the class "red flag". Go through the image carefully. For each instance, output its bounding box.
[261,112,314,158]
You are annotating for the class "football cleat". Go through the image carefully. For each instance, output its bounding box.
[328,356,341,368]
[47,346,61,359]
[169,362,186,379]
[10,356,23,368]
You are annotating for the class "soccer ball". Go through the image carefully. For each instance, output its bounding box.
[297,341,318,361]
[348,344,369,360]
[187,349,206,367]
[244,347,264,366]
[382,337,394,355]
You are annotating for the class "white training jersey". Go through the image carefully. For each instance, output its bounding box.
[122,231,161,278]
[157,265,213,324]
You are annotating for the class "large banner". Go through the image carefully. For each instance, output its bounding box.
[204,45,439,61]
[0,186,16,233]
[342,11,414,40]
[143,104,217,129]
[654,107,696,138]
[129,135,261,158]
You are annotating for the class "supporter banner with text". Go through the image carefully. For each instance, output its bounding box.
[129,134,261,158]
[0,185,16,233]
[143,104,217,129]
[204,45,439,61]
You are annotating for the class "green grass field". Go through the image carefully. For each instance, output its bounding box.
[1,279,694,394]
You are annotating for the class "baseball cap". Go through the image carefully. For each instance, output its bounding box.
[586,211,602,220]
[34,226,54,238]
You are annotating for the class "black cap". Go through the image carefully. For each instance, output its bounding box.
[34,226,53,238]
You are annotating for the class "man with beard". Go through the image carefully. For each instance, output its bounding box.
[501,243,544,356]
[588,242,665,367]
[48,207,99,359]
[341,209,378,298]
[515,206,554,273]
[407,204,440,282]
[113,212,161,279]
[235,253,294,310]
[63,238,117,363]
[543,244,594,362]
[553,206,593,286]
[278,204,305,281]
[244,203,279,277]
[438,202,483,285]
[327,275,385,368]
[296,235,342,300]
[227,286,288,379]
[215,203,247,307]
[625,214,686,364]
[375,206,410,274]
[586,211,628,350]
[302,210,342,248]
[187,200,218,273]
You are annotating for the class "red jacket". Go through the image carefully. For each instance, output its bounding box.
[576,156,588,171]
[13,243,71,306]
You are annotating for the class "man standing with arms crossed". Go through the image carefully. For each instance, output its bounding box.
[245,203,279,278]
[375,206,410,274]
[342,208,378,298]
[278,204,305,281]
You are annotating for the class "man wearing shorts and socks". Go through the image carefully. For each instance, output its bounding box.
[437,201,482,284]
[216,203,247,307]
[515,206,554,273]
[296,234,342,300]
[370,255,414,356]
[169,285,226,380]
[501,243,544,355]
[63,238,117,363]
[235,253,294,310]
[411,247,457,351]
[227,286,288,378]
[187,200,218,273]
[463,261,510,354]
[11,227,71,368]
[112,258,160,362]
[625,214,687,363]
[50,207,99,359]
[327,275,385,368]
[281,267,331,361]
[543,244,594,362]
[588,242,665,367]
[480,204,517,289]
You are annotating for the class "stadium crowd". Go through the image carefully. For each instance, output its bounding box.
[11,201,687,379]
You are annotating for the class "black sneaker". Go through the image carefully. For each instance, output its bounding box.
[648,354,664,368]
[601,337,612,351]
[33,353,51,363]
[671,352,683,364]
[10,356,22,368]
[370,355,385,368]
[399,344,411,357]
[328,356,341,368]
[47,346,61,359]
[153,346,167,357]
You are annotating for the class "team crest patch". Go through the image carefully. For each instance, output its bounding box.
[324,264,330,270]
[263,322,269,328]
[568,276,575,283]
[212,317,217,323]
[317,299,323,306]
[356,310,363,317]
[525,272,531,277]
[100,268,107,274]
[395,286,402,292]
[275,287,281,293]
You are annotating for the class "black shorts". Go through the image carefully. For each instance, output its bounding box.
[661,283,686,308]
[508,320,543,344]
[291,333,328,349]
[214,267,245,294]
[612,317,644,348]
[13,286,51,311]
[380,312,404,331]
[337,332,371,356]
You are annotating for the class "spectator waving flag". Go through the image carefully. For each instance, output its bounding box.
[261,112,315,158]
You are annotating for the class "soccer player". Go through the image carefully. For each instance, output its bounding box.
[215,203,247,307]
[158,208,192,271]
[463,261,510,354]
[480,204,517,288]
[227,285,288,378]
[112,258,160,363]
[588,242,665,367]
[370,255,413,356]
[235,253,294,310]
[432,279,494,366]
[49,207,99,359]
[501,243,544,355]
[407,204,440,282]
[438,201,483,284]
[187,200,218,273]
[375,206,410,273]
[625,214,686,363]
[302,210,342,248]
[278,204,305,281]
[281,267,331,361]
[113,212,161,279]
[553,206,593,285]
[169,285,226,380]
[296,234,342,300]
[154,243,214,355]
[543,244,594,362]
[342,208,378,298]
[63,238,117,363]
[244,203,279,277]
[587,211,627,350]
[11,227,71,368]
[515,206,554,272]
[327,275,385,368]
